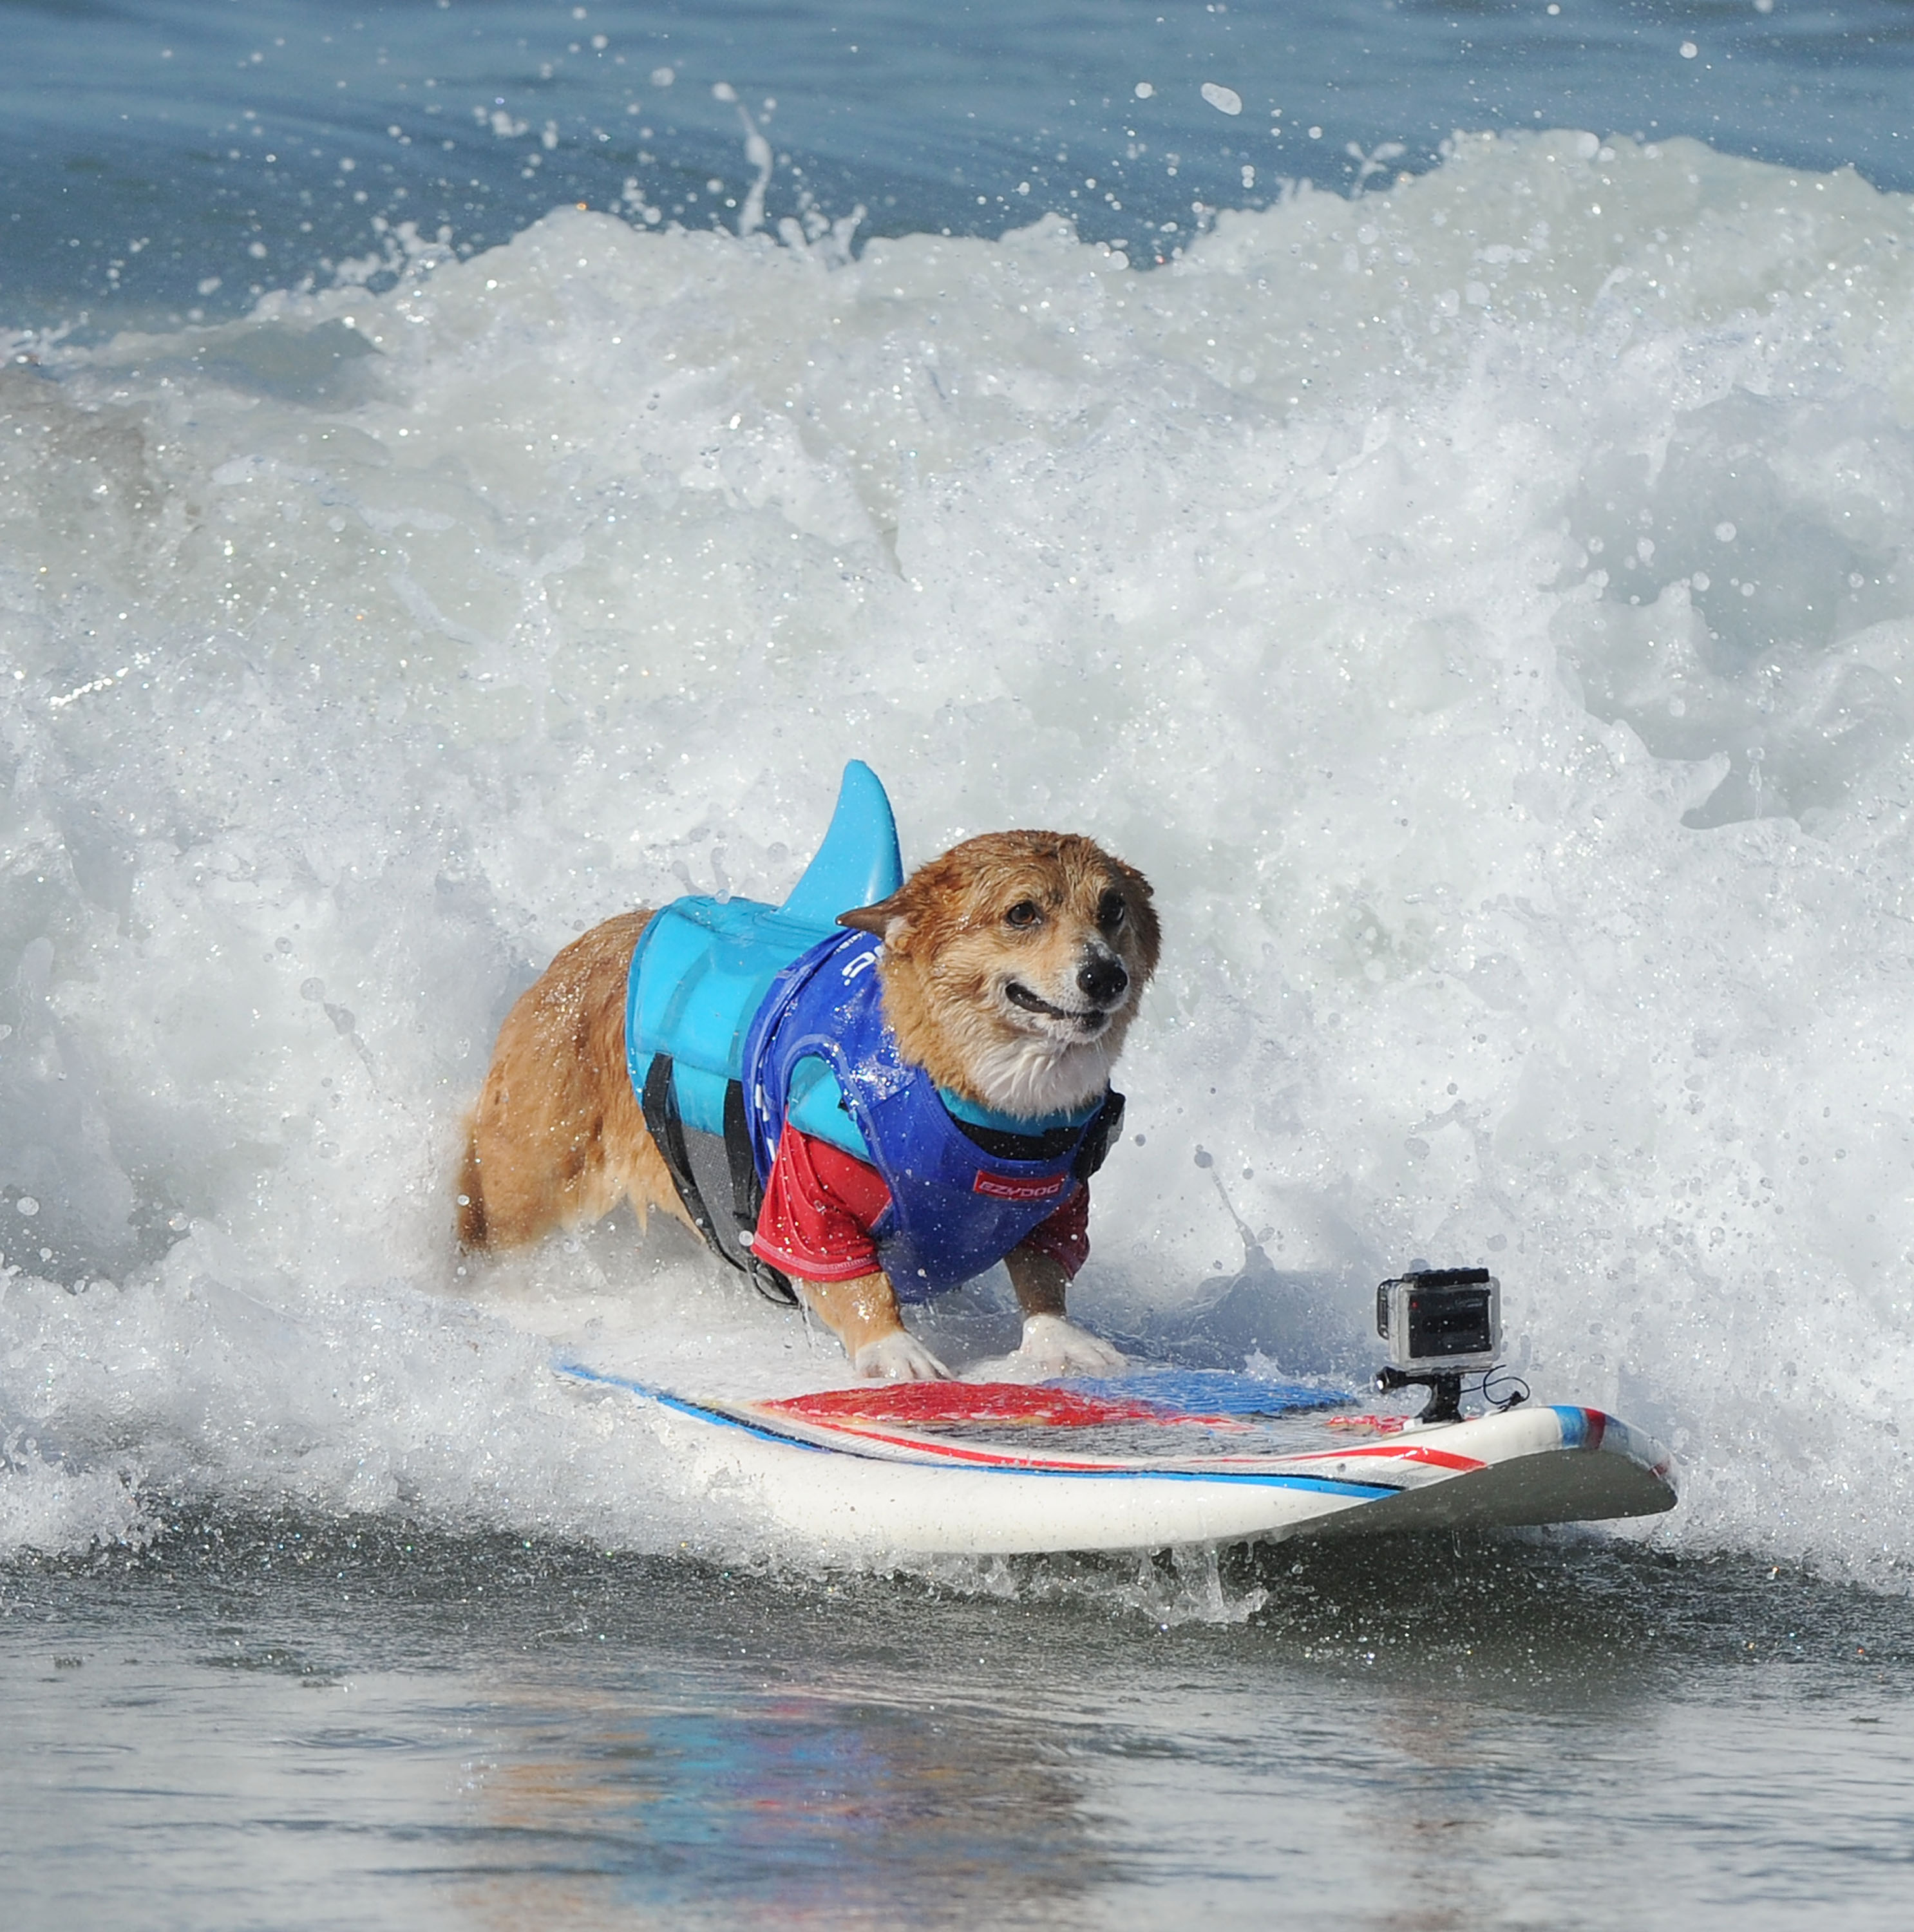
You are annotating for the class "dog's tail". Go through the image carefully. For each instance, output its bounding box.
[455,1121,489,1249]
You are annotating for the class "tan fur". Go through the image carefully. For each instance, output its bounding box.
[788,1177,1084,1374]
[840,830,1161,1117]
[459,831,1159,1378]
[458,911,694,1251]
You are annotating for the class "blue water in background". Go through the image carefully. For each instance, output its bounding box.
[6,0,1913,329]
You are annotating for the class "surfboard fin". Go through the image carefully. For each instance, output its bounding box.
[777,760,904,925]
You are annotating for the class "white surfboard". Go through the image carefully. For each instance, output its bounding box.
[558,1365,1676,1556]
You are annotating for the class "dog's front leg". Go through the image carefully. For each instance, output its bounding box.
[798,1271,952,1381]
[1004,1247,1126,1374]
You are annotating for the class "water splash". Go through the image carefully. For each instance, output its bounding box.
[4,130,1914,1586]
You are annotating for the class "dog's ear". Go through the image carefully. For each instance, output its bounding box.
[839,894,913,952]
[1109,857,1162,980]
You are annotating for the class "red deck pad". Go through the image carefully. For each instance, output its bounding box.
[763,1381,1235,1430]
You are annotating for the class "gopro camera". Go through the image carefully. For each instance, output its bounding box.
[1373,1267,1502,1424]
[1376,1267,1500,1372]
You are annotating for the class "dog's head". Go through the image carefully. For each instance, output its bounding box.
[840,831,1161,1119]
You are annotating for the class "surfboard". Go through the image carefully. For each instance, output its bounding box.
[557,1364,1677,1556]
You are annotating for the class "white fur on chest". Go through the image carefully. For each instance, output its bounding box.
[967,1033,1115,1118]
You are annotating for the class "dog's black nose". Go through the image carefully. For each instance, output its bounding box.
[1077,953,1129,1007]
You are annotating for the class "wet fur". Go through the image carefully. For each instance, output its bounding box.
[839,830,1161,1117]
[457,911,694,1251]
[458,831,1159,1376]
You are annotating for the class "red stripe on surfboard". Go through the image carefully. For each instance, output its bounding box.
[1285,1442,1486,1473]
[761,1383,1240,1430]
[757,1416,1147,1472]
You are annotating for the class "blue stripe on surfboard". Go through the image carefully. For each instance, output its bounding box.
[554,1362,1402,1497]
[558,1361,834,1454]
[1550,1405,1588,1448]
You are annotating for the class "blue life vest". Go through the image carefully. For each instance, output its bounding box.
[624,760,905,1143]
[623,760,1123,1303]
[622,761,905,1303]
[741,927,1122,1302]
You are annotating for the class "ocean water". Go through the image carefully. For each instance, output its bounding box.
[8,1522,1914,1931]
[7,1,1914,1922]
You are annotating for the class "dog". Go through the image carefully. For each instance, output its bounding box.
[458,828,1159,1379]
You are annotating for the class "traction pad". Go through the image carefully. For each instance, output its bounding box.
[762,1370,1355,1430]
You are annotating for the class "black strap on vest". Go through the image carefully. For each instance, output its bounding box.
[949,1087,1127,1179]
[723,1075,771,1257]
[640,1052,717,1251]
[1072,1089,1126,1183]
[638,1052,799,1307]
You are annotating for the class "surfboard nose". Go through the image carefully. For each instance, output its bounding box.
[778,760,904,925]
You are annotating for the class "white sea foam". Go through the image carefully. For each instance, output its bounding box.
[4,130,1914,1580]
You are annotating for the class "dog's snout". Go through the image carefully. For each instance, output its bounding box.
[1077,952,1129,1007]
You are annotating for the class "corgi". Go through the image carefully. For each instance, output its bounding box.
[459,827,1160,1379]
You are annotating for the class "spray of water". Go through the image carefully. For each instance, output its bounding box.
[4,128,1913,1587]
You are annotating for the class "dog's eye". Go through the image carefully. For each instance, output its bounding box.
[1098,889,1126,933]
[1004,900,1041,929]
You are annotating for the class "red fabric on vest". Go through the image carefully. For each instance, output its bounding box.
[752,1124,1089,1285]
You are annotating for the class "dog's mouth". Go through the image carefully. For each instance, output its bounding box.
[1004,981,1110,1034]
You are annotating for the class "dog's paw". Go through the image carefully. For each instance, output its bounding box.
[852,1330,952,1381]
[1014,1312,1127,1377]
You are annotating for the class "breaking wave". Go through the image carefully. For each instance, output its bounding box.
[5,128,1914,1584]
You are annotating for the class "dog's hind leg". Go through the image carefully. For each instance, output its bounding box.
[601,1074,699,1242]
[454,1130,491,1248]
[459,909,691,1250]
